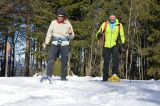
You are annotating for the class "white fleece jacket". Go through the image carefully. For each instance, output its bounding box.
[45,19,75,46]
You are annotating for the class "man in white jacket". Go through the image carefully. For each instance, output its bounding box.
[43,7,75,81]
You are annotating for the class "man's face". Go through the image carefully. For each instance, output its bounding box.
[109,15,116,22]
[57,15,65,21]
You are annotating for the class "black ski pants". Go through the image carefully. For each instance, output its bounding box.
[47,44,69,80]
[103,45,119,81]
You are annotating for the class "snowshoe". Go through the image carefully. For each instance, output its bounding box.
[109,74,121,82]
[40,76,52,84]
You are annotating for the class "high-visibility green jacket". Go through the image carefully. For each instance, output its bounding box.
[96,19,125,48]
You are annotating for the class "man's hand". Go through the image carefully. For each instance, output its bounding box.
[120,42,128,53]
[97,29,103,40]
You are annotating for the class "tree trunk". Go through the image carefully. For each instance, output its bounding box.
[4,36,8,77]
[87,31,94,76]
[129,49,133,80]
[11,35,15,76]
[126,0,133,79]
[24,25,30,76]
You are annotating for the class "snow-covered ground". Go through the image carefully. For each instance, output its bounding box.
[0,76,160,106]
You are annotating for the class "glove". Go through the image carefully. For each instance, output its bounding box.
[120,42,128,53]
[97,29,104,40]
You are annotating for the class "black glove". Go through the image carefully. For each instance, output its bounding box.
[97,33,103,40]
[120,42,128,53]
[97,29,104,40]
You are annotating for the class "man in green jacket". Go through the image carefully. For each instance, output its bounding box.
[96,12,125,81]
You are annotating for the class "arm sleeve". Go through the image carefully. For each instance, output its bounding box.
[45,21,53,44]
[120,23,125,44]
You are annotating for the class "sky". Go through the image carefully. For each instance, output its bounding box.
[0,76,160,106]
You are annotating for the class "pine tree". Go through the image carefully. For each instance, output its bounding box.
[141,0,160,79]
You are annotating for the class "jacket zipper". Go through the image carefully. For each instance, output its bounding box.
[110,24,117,47]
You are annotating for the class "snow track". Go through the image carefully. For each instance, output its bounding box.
[0,76,160,106]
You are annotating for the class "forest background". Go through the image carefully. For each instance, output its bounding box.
[0,0,159,80]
